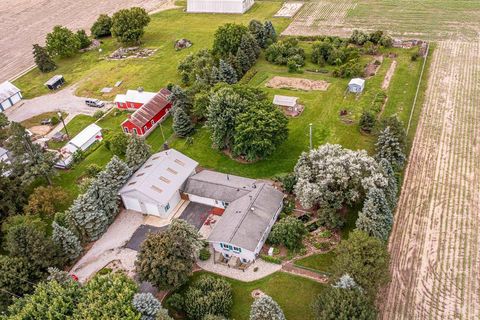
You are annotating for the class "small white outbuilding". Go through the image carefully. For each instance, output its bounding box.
[187,0,254,14]
[348,78,365,93]
[0,81,22,112]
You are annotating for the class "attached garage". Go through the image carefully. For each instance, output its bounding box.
[123,196,142,212]
[0,81,22,112]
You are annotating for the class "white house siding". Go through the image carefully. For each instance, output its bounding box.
[144,202,161,216]
[160,190,181,217]
[254,205,283,255]
[212,242,256,262]
[122,196,142,212]
[187,0,254,13]
[186,193,227,209]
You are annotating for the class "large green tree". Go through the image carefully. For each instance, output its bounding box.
[312,286,377,320]
[111,7,151,44]
[356,188,393,241]
[212,23,249,57]
[32,44,56,72]
[233,102,288,161]
[172,106,195,138]
[136,219,203,290]
[375,126,406,170]
[91,14,112,38]
[52,222,83,262]
[25,186,68,217]
[46,25,80,57]
[126,134,151,170]
[331,230,390,298]
[268,216,307,250]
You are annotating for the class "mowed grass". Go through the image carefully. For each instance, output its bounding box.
[170,46,425,178]
[47,114,96,149]
[14,2,290,99]
[295,251,335,274]
[171,271,325,320]
[20,111,67,128]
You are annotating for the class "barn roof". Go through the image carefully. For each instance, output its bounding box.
[127,89,172,128]
[348,78,365,86]
[119,149,198,204]
[273,95,298,107]
[183,170,256,203]
[208,183,284,251]
[114,90,156,104]
[0,81,21,102]
[64,123,102,153]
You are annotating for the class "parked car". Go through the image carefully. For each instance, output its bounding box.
[40,118,52,125]
[85,99,105,108]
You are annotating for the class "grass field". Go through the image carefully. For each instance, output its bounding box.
[294,251,335,274]
[170,271,325,320]
[283,0,480,41]
[170,45,426,178]
[14,2,290,99]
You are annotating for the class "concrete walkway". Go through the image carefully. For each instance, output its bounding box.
[71,210,145,282]
[196,249,282,282]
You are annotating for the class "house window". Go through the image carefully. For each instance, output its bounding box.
[133,128,138,135]
[220,243,232,251]
[164,203,170,212]
[233,246,241,253]
[123,127,129,133]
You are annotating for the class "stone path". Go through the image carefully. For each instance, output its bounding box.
[281,262,328,283]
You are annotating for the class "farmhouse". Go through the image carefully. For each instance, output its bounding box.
[119,149,198,217]
[348,78,365,93]
[187,0,254,14]
[114,89,157,109]
[184,170,284,264]
[55,123,103,168]
[120,88,173,137]
[0,81,22,112]
[44,75,65,90]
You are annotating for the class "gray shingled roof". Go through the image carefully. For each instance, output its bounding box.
[183,170,256,203]
[208,183,284,252]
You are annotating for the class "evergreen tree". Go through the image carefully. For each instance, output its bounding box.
[210,66,221,84]
[264,21,277,45]
[239,33,259,66]
[249,295,285,320]
[67,192,108,241]
[379,158,398,210]
[169,85,193,112]
[236,48,252,74]
[356,187,393,241]
[173,107,195,138]
[226,53,242,78]
[32,44,56,73]
[218,59,238,84]
[126,134,152,170]
[133,293,162,320]
[332,274,362,290]
[52,221,82,262]
[249,20,267,48]
[375,126,406,170]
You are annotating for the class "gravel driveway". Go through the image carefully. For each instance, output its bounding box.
[4,85,108,122]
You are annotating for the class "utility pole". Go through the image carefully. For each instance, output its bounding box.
[58,111,70,140]
[309,123,313,150]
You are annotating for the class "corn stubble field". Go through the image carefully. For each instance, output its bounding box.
[284,0,480,318]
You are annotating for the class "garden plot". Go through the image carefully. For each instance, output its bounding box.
[266,76,329,91]
[383,41,480,319]
[274,2,304,18]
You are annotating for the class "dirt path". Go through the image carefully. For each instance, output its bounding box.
[281,263,328,283]
[382,60,397,90]
[0,0,176,83]
[382,41,480,319]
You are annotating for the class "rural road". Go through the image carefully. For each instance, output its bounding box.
[0,0,175,83]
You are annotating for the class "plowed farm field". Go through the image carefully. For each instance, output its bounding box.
[282,0,480,41]
[382,41,480,319]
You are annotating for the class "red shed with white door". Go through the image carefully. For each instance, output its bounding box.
[114,89,157,109]
[121,88,172,137]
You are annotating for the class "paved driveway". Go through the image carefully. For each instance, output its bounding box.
[4,85,108,122]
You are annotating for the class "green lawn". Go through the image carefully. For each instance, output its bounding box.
[294,251,335,274]
[170,271,325,320]
[20,111,67,129]
[47,114,96,149]
[14,2,290,100]
[170,46,426,178]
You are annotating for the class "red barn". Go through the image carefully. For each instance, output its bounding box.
[121,88,173,136]
[114,89,157,110]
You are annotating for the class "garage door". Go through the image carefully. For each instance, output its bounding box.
[144,202,160,216]
[0,99,12,111]
[10,93,21,105]
[123,196,142,212]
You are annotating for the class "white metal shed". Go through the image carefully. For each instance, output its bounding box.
[273,95,298,108]
[187,0,254,14]
[0,81,22,112]
[348,78,365,93]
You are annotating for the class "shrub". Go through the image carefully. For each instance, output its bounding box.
[86,163,102,177]
[50,116,59,125]
[91,14,112,38]
[265,38,305,67]
[93,110,105,119]
[25,186,68,217]
[317,207,345,229]
[282,199,295,215]
[183,275,233,320]
[104,132,128,156]
[260,255,282,264]
[277,173,296,194]
[76,29,91,49]
[199,247,211,261]
[132,293,162,320]
[32,44,56,73]
[249,295,286,320]
[359,111,375,133]
[46,25,80,58]
[111,7,151,44]
[166,293,184,311]
[268,216,307,250]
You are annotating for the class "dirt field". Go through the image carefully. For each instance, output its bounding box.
[383,41,480,319]
[282,0,480,41]
[266,76,329,91]
[0,0,175,83]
